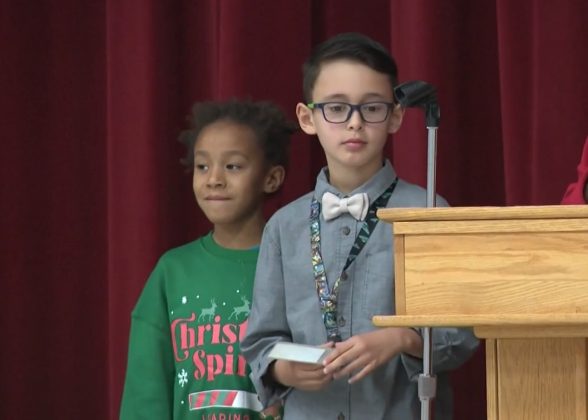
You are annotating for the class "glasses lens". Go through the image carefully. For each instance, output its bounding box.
[322,103,351,123]
[360,102,389,123]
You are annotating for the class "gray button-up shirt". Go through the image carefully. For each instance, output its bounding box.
[242,160,479,420]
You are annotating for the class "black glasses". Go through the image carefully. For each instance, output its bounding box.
[307,101,395,123]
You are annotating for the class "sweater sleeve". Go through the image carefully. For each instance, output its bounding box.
[561,137,588,205]
[120,262,175,420]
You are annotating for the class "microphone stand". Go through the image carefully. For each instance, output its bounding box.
[394,81,441,420]
[421,99,440,420]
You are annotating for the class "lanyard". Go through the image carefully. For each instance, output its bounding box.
[310,179,398,342]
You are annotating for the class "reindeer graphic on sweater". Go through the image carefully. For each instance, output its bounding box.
[196,296,250,323]
[228,296,250,320]
[197,299,217,322]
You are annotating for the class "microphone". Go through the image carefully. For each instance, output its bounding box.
[394,81,440,128]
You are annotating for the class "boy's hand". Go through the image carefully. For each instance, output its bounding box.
[260,401,282,420]
[322,328,422,384]
[271,358,333,391]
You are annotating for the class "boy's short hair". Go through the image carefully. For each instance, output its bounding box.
[302,32,399,103]
[179,99,296,169]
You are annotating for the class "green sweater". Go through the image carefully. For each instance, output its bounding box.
[120,232,265,420]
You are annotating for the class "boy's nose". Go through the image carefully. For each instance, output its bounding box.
[346,108,364,130]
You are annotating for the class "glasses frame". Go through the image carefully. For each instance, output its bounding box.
[307,101,395,124]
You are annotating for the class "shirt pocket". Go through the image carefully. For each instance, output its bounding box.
[361,248,395,319]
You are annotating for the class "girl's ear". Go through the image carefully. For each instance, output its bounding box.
[263,165,286,194]
[296,102,317,135]
[387,104,405,134]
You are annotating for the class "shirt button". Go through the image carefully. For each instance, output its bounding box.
[341,226,351,235]
[340,272,348,281]
[338,317,346,327]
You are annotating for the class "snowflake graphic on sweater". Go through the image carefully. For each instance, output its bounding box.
[178,369,188,387]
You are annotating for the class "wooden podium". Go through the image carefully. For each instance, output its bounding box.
[372,205,588,420]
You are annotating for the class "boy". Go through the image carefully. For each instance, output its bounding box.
[561,136,588,204]
[242,33,479,419]
[120,99,295,419]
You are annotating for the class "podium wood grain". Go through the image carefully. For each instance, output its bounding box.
[375,205,588,420]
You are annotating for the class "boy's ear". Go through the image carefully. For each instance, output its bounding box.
[387,104,405,134]
[296,102,317,135]
[263,165,286,194]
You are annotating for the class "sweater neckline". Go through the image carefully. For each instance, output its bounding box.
[200,232,259,262]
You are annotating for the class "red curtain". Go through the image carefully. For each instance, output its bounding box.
[1,1,587,419]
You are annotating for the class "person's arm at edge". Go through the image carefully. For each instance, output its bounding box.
[561,137,588,205]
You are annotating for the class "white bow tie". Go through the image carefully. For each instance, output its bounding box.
[321,192,369,221]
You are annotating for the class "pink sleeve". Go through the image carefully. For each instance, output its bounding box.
[561,136,588,205]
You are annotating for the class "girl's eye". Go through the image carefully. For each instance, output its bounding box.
[195,164,208,171]
[226,164,242,171]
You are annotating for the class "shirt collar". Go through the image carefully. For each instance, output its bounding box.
[314,159,398,203]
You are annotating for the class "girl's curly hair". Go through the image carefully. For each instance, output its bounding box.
[179,99,297,169]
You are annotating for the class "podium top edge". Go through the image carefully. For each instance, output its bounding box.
[372,313,588,328]
[377,205,588,222]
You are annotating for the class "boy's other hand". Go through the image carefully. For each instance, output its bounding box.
[322,328,422,384]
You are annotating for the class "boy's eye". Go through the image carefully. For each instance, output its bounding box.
[195,163,208,171]
[362,103,385,114]
[325,103,348,114]
[226,163,243,171]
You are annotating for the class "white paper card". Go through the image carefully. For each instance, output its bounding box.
[268,342,332,364]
